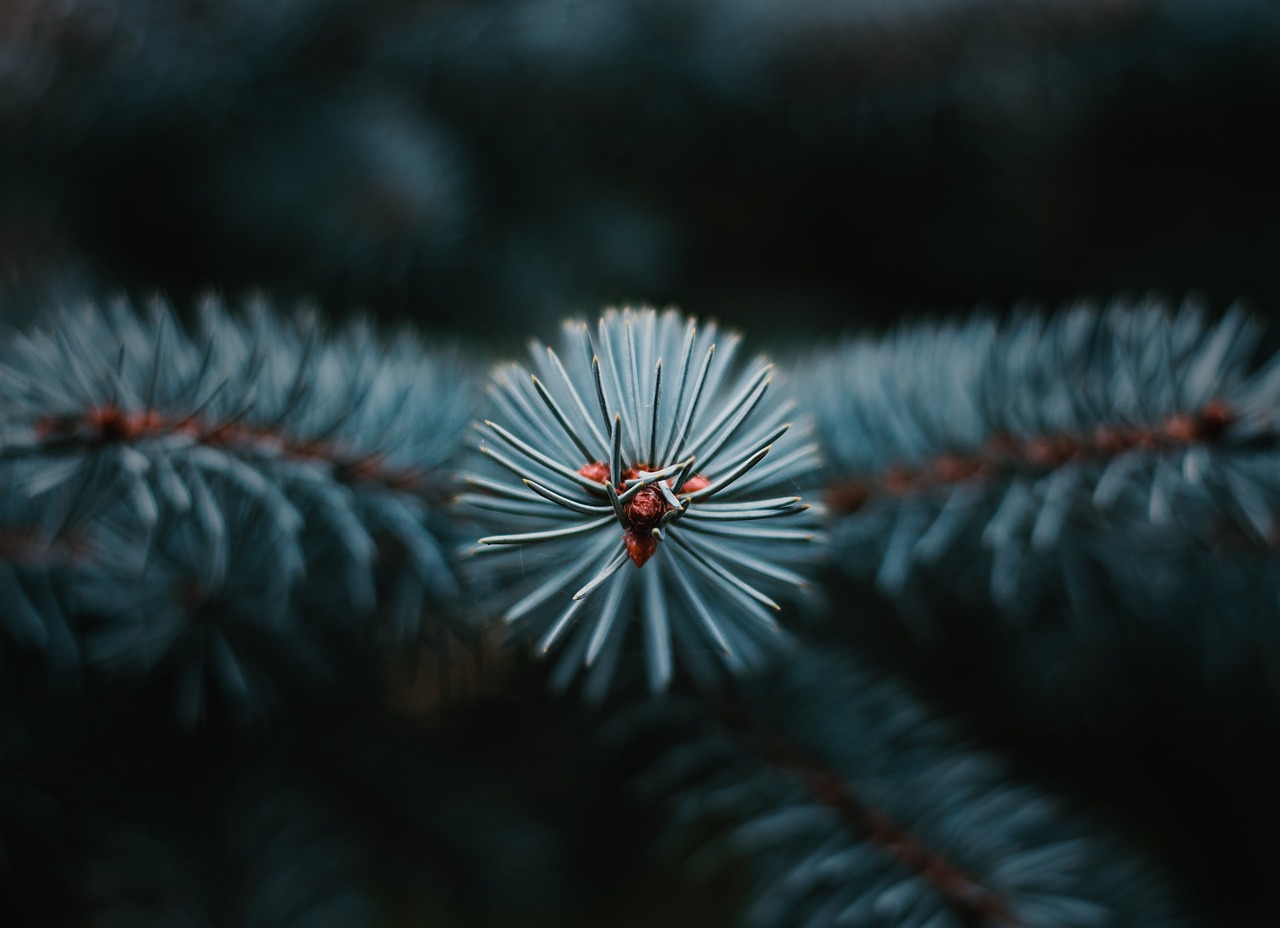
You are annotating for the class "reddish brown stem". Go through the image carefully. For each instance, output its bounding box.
[724,710,1021,926]
[33,404,435,497]
[0,529,88,567]
[828,399,1238,514]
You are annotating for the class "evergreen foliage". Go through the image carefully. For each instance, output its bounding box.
[465,308,821,698]
[808,299,1280,732]
[623,648,1185,927]
[6,3,1280,925]
[815,298,1280,611]
[0,296,473,724]
[5,293,1278,924]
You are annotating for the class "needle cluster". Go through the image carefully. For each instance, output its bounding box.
[466,307,821,697]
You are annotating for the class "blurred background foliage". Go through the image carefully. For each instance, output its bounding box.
[5,0,1280,338]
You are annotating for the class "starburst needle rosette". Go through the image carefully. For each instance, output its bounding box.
[463,307,821,697]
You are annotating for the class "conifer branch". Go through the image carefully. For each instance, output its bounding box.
[623,649,1186,927]
[0,295,476,723]
[721,706,1018,925]
[464,307,823,698]
[810,300,1280,616]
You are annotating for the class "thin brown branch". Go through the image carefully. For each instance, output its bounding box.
[0,527,89,568]
[721,705,1020,926]
[827,399,1237,514]
[32,404,441,498]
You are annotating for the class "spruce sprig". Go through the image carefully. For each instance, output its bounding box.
[465,307,822,698]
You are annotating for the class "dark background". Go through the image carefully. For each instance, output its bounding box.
[5,0,1279,341]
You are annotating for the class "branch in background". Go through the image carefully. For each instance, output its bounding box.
[0,295,476,725]
[621,649,1186,927]
[803,300,1280,711]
